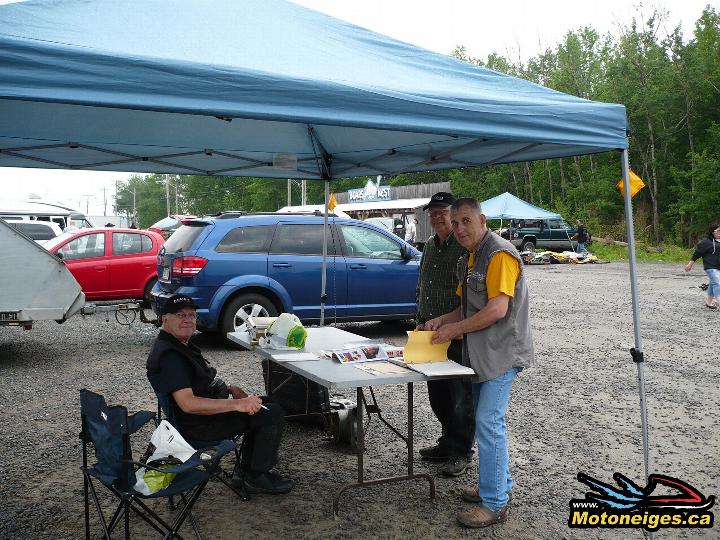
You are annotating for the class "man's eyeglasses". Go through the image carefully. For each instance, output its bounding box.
[429,209,450,219]
[170,312,197,320]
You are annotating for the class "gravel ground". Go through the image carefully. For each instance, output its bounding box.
[0,262,717,540]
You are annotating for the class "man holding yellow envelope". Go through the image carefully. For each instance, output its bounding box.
[425,197,534,529]
[415,191,475,477]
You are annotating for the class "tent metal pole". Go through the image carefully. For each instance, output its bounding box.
[320,179,329,326]
[621,149,650,482]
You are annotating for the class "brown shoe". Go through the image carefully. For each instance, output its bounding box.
[461,486,513,505]
[461,485,481,503]
[457,504,508,528]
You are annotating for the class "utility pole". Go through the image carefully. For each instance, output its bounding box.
[301,179,307,206]
[174,177,179,214]
[165,175,171,216]
[132,186,137,226]
[287,179,291,206]
[102,186,107,216]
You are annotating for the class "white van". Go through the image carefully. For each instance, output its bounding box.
[0,199,93,230]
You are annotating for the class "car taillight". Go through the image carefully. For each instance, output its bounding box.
[172,256,208,277]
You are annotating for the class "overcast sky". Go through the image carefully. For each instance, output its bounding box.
[0,0,711,215]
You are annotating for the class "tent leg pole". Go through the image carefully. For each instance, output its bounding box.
[320,179,329,327]
[621,149,651,484]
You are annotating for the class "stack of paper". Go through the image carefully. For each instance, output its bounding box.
[394,330,475,377]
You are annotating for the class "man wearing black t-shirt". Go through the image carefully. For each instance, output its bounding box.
[147,294,294,495]
[572,219,589,254]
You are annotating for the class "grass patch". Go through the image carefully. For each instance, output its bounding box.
[590,242,690,263]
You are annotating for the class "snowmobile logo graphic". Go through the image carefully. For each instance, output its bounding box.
[569,472,715,531]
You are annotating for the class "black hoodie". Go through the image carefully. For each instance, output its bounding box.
[691,238,720,270]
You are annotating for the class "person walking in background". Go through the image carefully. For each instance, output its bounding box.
[572,219,589,254]
[684,223,720,310]
[63,218,79,233]
[426,197,534,529]
[405,217,417,244]
[415,192,475,477]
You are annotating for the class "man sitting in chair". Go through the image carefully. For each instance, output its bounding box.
[146,294,294,495]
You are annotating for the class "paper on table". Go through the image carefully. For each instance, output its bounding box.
[271,352,320,361]
[355,361,412,375]
[404,360,475,377]
[403,330,450,363]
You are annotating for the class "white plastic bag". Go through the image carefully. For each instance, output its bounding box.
[261,313,307,349]
[134,420,196,495]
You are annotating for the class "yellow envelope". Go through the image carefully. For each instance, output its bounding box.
[403,330,451,363]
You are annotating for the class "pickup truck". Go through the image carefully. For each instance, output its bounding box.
[501,218,578,253]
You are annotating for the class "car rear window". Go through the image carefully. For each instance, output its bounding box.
[11,222,57,240]
[150,216,180,229]
[164,224,207,253]
[215,225,274,253]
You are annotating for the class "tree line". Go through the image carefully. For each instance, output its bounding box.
[115,6,719,247]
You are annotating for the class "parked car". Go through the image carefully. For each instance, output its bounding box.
[43,228,164,304]
[151,214,421,336]
[363,217,406,239]
[3,218,63,243]
[148,215,196,240]
[501,218,577,253]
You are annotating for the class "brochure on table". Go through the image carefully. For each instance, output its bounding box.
[323,337,474,378]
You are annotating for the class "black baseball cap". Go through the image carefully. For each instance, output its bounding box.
[161,294,198,315]
[423,192,456,210]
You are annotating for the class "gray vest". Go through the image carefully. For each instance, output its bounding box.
[457,231,534,381]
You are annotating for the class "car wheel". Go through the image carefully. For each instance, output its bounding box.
[221,293,278,336]
[521,239,536,253]
[143,277,157,308]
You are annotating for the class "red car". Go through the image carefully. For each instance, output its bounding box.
[148,215,196,240]
[43,228,164,304]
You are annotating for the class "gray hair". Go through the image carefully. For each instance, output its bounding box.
[451,197,482,215]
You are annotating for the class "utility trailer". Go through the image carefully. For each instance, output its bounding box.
[0,219,154,329]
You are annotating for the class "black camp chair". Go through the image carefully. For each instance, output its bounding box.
[80,389,235,539]
[153,390,250,502]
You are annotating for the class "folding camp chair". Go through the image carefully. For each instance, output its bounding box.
[80,389,235,539]
[153,390,250,502]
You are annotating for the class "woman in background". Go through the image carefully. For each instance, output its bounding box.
[685,223,720,309]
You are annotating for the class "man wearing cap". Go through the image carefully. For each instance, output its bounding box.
[146,294,294,495]
[415,191,475,476]
[426,197,534,528]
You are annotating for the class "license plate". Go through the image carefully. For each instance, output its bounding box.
[161,267,170,280]
[0,312,19,321]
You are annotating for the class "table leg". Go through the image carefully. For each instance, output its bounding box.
[356,386,364,484]
[332,384,435,517]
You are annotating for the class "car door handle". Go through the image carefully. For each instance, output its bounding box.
[272,263,292,268]
[94,266,107,271]
[350,264,367,270]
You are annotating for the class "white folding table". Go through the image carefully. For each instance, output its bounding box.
[227,326,473,516]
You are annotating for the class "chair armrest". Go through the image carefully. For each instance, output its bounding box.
[127,410,156,434]
[129,439,236,475]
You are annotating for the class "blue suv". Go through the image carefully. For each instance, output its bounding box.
[151,213,421,337]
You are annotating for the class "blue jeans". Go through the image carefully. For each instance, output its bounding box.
[472,368,518,512]
[706,268,720,299]
[575,242,588,254]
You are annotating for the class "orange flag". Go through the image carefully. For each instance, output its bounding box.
[328,192,338,211]
[616,170,646,198]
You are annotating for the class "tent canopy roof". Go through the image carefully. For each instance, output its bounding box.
[479,192,561,220]
[0,0,627,180]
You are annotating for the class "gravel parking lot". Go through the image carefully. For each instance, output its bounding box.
[0,262,717,539]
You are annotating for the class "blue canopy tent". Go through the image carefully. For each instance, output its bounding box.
[479,192,561,220]
[0,0,650,481]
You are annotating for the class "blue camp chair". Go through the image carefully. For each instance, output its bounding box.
[153,390,249,502]
[80,389,235,539]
